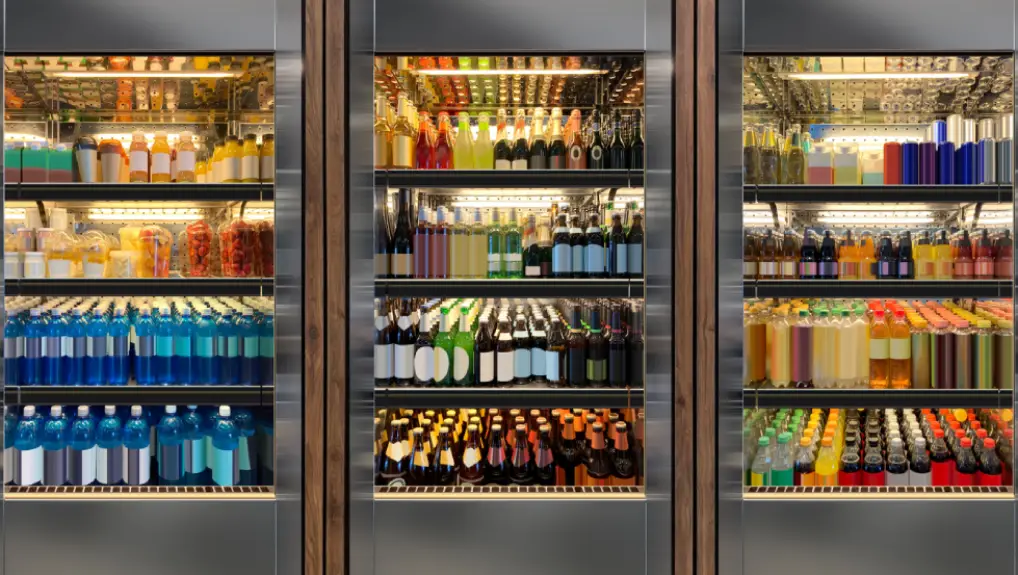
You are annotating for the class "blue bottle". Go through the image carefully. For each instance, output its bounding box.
[233,407,257,485]
[123,405,151,485]
[155,307,175,384]
[67,405,97,486]
[4,406,16,485]
[203,407,217,480]
[43,309,66,386]
[157,405,184,486]
[182,405,207,485]
[134,308,156,385]
[4,306,23,386]
[195,308,218,385]
[237,308,260,386]
[65,309,87,386]
[23,309,45,386]
[259,310,274,386]
[174,308,196,385]
[211,405,240,486]
[13,405,43,486]
[108,308,130,386]
[85,309,109,386]
[96,405,124,485]
[41,406,69,485]
[217,310,239,385]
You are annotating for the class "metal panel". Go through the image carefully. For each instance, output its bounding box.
[744,499,1014,575]
[745,0,1014,53]
[375,499,646,575]
[4,500,275,575]
[374,0,645,53]
[4,0,274,53]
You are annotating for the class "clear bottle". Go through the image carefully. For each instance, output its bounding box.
[889,310,912,389]
[259,134,275,183]
[210,140,225,183]
[473,112,493,170]
[814,435,838,486]
[129,130,150,182]
[885,437,909,486]
[390,96,414,169]
[211,406,240,486]
[176,130,197,183]
[503,208,523,279]
[770,308,791,388]
[157,406,184,486]
[434,112,454,170]
[123,405,151,485]
[13,406,42,486]
[750,436,772,486]
[94,405,123,486]
[771,431,794,486]
[173,308,195,385]
[182,405,207,485]
[486,208,504,279]
[216,309,239,385]
[66,405,96,486]
[454,112,475,170]
[469,209,487,279]
[108,308,130,385]
[373,95,392,169]
[151,131,172,182]
[449,207,469,279]
[758,126,779,184]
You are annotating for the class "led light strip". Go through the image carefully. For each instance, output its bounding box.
[50,71,240,79]
[88,208,203,222]
[781,72,977,81]
[414,69,607,77]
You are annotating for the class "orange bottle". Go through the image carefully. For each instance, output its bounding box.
[889,309,911,389]
[150,131,172,183]
[838,230,859,280]
[869,309,890,389]
[176,130,197,183]
[128,131,149,183]
[858,232,877,279]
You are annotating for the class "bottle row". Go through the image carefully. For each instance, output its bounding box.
[7,217,274,279]
[377,189,645,279]
[743,227,1013,280]
[745,408,1012,488]
[744,299,1013,390]
[375,298,644,389]
[376,407,643,488]
[4,132,275,184]
[4,296,274,387]
[5,404,272,488]
[375,101,644,171]
[743,114,1013,186]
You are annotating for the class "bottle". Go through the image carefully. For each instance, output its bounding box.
[155,406,184,486]
[784,129,805,184]
[767,431,793,486]
[523,213,542,277]
[172,130,197,183]
[529,107,549,169]
[838,447,861,486]
[433,308,454,387]
[629,110,645,170]
[889,310,911,389]
[486,208,504,278]
[996,229,1014,278]
[886,437,909,486]
[93,405,123,486]
[84,308,107,386]
[41,406,69,486]
[493,109,512,170]
[512,316,532,385]
[507,424,535,485]
[495,317,514,387]
[430,206,450,279]
[503,208,523,278]
[64,308,86,386]
[132,307,155,385]
[453,306,474,387]
[955,230,975,279]
[430,426,457,485]
[545,317,568,388]
[3,407,15,485]
[915,230,935,279]
[181,406,206,485]
[548,108,567,169]
[910,436,932,486]
[475,316,495,387]
[759,126,779,184]
[230,407,256,485]
[14,406,43,486]
[793,436,815,486]
[468,208,487,279]
[818,230,838,279]
[567,306,588,388]
[588,109,606,169]
[65,405,96,486]
[814,436,837,486]
[155,307,175,384]
[458,424,485,484]
[22,309,44,386]
[209,140,225,183]
[235,307,259,386]
[587,308,608,388]
[192,308,217,385]
[172,307,195,385]
[606,307,628,388]
[122,405,151,486]
[406,427,431,485]
[530,317,548,383]
[377,420,407,486]
[606,109,627,169]
[473,112,493,169]
[531,424,557,486]
[862,435,885,486]
[375,188,393,278]
[567,110,587,169]
[608,213,628,277]
[390,188,413,278]
[374,95,393,169]
[584,423,612,486]
[750,436,772,486]
[484,424,510,485]
[955,437,977,485]
[930,428,952,485]
[626,212,644,278]
[4,308,23,387]
[413,111,433,170]
[585,214,606,278]
[104,308,127,385]
[552,213,572,277]
[933,229,954,280]
[128,130,150,182]
[237,133,259,183]
[43,309,66,386]
[978,438,1003,486]
[222,135,242,183]
[413,305,435,387]
[453,112,474,170]
[208,405,239,487]
[392,299,415,387]
[391,96,414,169]
[510,109,530,170]
[217,310,240,385]
[570,214,587,278]
[869,310,890,389]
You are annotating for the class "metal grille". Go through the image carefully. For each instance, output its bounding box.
[746,485,1011,495]
[5,485,273,497]
[376,485,642,496]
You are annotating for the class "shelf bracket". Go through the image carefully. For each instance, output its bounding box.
[970,202,983,230]
[769,202,781,231]
[35,201,48,228]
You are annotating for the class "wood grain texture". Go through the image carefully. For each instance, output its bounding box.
[695,0,718,574]
[675,0,696,573]
[304,0,325,572]
[324,0,348,572]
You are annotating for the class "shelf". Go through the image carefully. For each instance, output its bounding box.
[744,388,1014,409]
[376,278,643,298]
[375,485,642,499]
[373,386,644,409]
[5,278,274,297]
[374,169,644,189]
[4,485,274,499]
[744,485,1011,499]
[743,184,1013,204]
[5,182,274,202]
[744,279,1011,299]
[4,385,274,406]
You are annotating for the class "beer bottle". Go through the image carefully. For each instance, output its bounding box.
[485,424,510,485]
[555,414,583,486]
[431,426,458,486]
[585,423,612,486]
[458,424,486,485]
[610,421,638,486]
[509,424,535,486]
[407,427,432,485]
[377,420,407,487]
[535,424,557,486]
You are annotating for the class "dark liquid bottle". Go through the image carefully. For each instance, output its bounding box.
[458,424,486,485]
[799,232,818,279]
[548,109,567,169]
[567,306,588,388]
[629,110,644,171]
[511,109,530,170]
[509,424,535,485]
[570,215,587,278]
[585,214,606,278]
[627,306,645,388]
[955,437,977,485]
[588,109,606,169]
[394,299,416,387]
[485,424,510,485]
[374,299,395,387]
[626,213,644,278]
[586,308,608,388]
[534,424,557,485]
[838,449,861,486]
[608,110,627,169]
[431,426,458,485]
[608,213,628,278]
[512,316,532,385]
[374,187,392,278]
[555,415,582,486]
[876,231,897,279]
[529,107,549,170]
[413,205,430,278]
[495,318,515,388]
[546,318,568,388]
[474,317,494,387]
[390,188,414,278]
[530,317,548,384]
[585,423,612,486]
[818,230,838,280]
[610,421,637,486]
[896,230,915,279]
[377,420,407,486]
[608,307,627,388]
[978,438,1003,486]
[862,438,885,486]
[406,427,432,485]
[552,214,572,278]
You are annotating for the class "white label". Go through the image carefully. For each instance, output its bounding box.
[494,159,511,170]
[572,245,584,272]
[546,350,561,381]
[497,351,515,382]
[76,446,97,485]
[397,316,412,331]
[454,347,471,380]
[627,243,643,275]
[414,347,434,382]
[586,245,605,274]
[511,159,528,170]
[525,265,542,277]
[614,244,628,274]
[743,262,758,277]
[514,349,531,379]
[394,344,415,379]
[97,446,121,484]
[223,157,241,181]
[242,156,259,181]
[4,446,12,484]
[531,348,547,376]
[134,445,151,485]
[434,348,451,381]
[130,151,149,178]
[870,339,890,360]
[177,151,196,173]
[18,447,43,486]
[890,338,911,360]
[374,344,394,379]
[479,351,495,383]
[462,447,481,467]
[488,253,502,273]
[261,155,274,182]
[62,336,74,358]
[152,153,171,177]
[909,469,931,486]
[385,441,404,461]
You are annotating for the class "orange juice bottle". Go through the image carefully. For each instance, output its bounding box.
[223,135,242,183]
[915,230,936,279]
[176,130,197,183]
[195,148,208,183]
[858,231,877,279]
[150,131,172,182]
[211,140,225,183]
[260,134,275,182]
[934,229,953,279]
[838,230,859,280]
[128,131,150,182]
[889,309,911,389]
[869,309,890,389]
[241,134,260,182]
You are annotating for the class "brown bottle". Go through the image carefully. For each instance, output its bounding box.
[585,423,612,486]
[485,424,510,485]
[406,427,432,485]
[509,424,535,485]
[555,414,583,486]
[431,426,458,486]
[610,421,638,486]
[458,424,486,485]
[376,420,407,487]
[535,424,557,485]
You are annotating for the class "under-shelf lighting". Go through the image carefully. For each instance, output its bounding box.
[5,208,26,221]
[50,71,240,79]
[781,72,977,81]
[88,208,203,222]
[451,200,571,208]
[817,215,935,225]
[414,69,607,77]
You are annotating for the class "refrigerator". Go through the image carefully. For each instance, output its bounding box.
[350,0,674,574]
[725,1,1017,575]
[0,1,302,574]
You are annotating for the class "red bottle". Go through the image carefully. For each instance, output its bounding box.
[434,112,454,170]
[883,142,902,184]
[414,111,435,169]
[838,450,861,486]
[954,437,977,486]
[978,438,1003,486]
[995,230,1013,279]
[953,230,975,279]
[929,428,953,486]
[974,229,995,279]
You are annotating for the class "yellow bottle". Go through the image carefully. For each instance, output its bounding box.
[176,130,197,183]
[150,131,172,183]
[453,112,475,170]
[195,148,208,183]
[222,135,242,183]
[241,134,260,182]
[211,141,225,184]
[449,207,469,278]
[933,229,953,280]
[869,309,890,389]
[814,435,838,486]
[858,232,877,280]
[915,230,935,279]
[260,134,275,183]
[129,131,150,183]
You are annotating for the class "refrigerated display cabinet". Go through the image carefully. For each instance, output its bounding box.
[0,1,302,574]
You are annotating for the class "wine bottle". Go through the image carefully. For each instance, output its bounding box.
[494,109,512,170]
[567,306,588,388]
[374,299,394,387]
[511,109,530,170]
[608,110,626,169]
[413,305,434,386]
[608,212,628,278]
[548,108,567,169]
[629,110,645,170]
[374,187,392,278]
[588,108,606,169]
[390,188,413,277]
[529,107,549,169]
[627,212,644,278]
[452,305,473,387]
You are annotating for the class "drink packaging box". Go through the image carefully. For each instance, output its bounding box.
[73,136,98,183]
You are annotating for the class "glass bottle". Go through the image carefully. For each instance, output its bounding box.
[413,305,435,387]
[475,316,495,386]
[493,109,512,170]
[608,109,627,169]
[485,424,510,485]
[759,125,779,184]
[608,306,627,388]
[487,208,504,279]
[413,204,430,279]
[377,420,407,486]
[629,110,645,171]
[537,213,553,277]
[587,308,608,388]
[511,109,530,170]
[529,107,549,169]
[570,214,587,278]
[503,208,523,279]
[414,111,434,170]
[566,110,587,169]
[546,317,568,387]
[548,108,567,169]
[374,188,392,278]
[567,306,588,388]
[552,214,572,277]
[458,424,486,485]
[433,308,453,387]
[588,108,606,169]
[433,112,453,170]
[878,231,901,280]
[374,95,393,169]
[509,424,535,485]
[453,305,474,387]
[390,96,414,169]
[608,213,628,278]
[374,300,394,387]
[530,317,548,383]
[512,316,532,385]
[523,213,542,277]
[495,317,515,388]
[784,128,805,184]
[430,206,450,279]
[473,112,493,170]
[743,126,760,185]
[431,426,457,485]
[585,214,606,278]
[626,212,644,278]
[406,427,431,485]
[389,188,413,278]
[469,208,487,279]
[556,414,582,485]
[585,423,612,486]
[627,305,645,388]
[449,207,469,279]
[453,112,474,170]
[535,424,557,485]
[393,299,416,387]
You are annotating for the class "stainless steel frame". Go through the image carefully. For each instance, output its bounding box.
[725,3,1018,575]
[350,0,672,573]
[0,2,302,574]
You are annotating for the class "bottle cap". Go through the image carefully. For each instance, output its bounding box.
[50,406,62,417]
[105,405,116,415]
[23,406,35,417]
[219,405,231,417]
[131,405,143,417]
[165,405,177,414]
[132,130,146,142]
[985,439,996,449]
[757,436,770,446]
[77,406,89,417]
[961,437,973,448]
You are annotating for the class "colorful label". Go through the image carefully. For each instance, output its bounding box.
[497,351,514,383]
[261,155,274,181]
[815,472,836,486]
[478,351,495,384]
[156,335,174,358]
[390,253,412,276]
[758,261,778,277]
[213,447,240,486]
[870,339,890,360]
[818,261,838,278]
[627,243,643,275]
[159,444,183,482]
[394,344,415,379]
[798,262,817,276]
[750,471,768,486]
[260,336,274,358]
[586,245,605,274]
[112,336,129,357]
[586,358,607,382]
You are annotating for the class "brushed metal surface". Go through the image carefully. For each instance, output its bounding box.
[4,500,275,575]
[745,0,1014,53]
[5,0,274,53]
[375,499,646,575]
[744,499,1014,575]
[374,0,645,53]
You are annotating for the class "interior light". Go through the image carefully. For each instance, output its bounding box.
[817,216,935,224]
[451,201,571,208]
[88,208,203,222]
[414,69,607,77]
[5,208,26,221]
[744,216,784,225]
[974,216,1014,225]
[782,72,976,81]
[50,71,240,79]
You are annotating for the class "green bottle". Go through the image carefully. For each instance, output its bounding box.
[433,307,454,387]
[487,208,504,278]
[504,208,523,279]
[453,305,474,387]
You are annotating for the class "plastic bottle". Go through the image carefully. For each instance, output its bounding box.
[237,308,260,385]
[123,405,151,485]
[241,134,260,182]
[260,134,275,183]
[222,135,242,183]
[173,307,195,385]
[814,435,837,486]
[108,308,130,385]
[749,436,771,486]
[259,310,274,386]
[195,307,219,385]
[210,140,225,183]
[157,406,184,486]
[150,131,172,182]
[886,437,909,486]
[978,438,1003,486]
[769,309,791,388]
[212,405,240,486]
[954,230,975,279]
[234,407,257,485]
[129,130,150,182]
[889,310,911,389]
[861,436,885,486]
[44,309,66,386]
[838,445,861,486]
[869,310,890,389]
[910,436,932,486]
[67,406,97,486]
[3,406,15,485]
[23,308,45,386]
[182,405,207,485]
[63,309,86,386]
[928,428,952,485]
[84,309,108,385]
[770,432,794,486]
[42,406,69,486]
[176,130,197,183]
[954,436,977,486]
[95,405,124,485]
[5,307,24,387]
[835,309,857,389]
[933,230,954,280]
[14,406,43,486]
[154,307,175,384]
[793,436,815,485]
[134,307,156,385]
[217,310,240,385]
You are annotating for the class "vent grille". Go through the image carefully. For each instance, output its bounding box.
[5,485,273,498]
[376,485,642,496]
[745,485,1012,496]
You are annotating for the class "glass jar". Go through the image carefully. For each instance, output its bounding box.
[220,219,257,277]
[255,220,274,277]
[184,220,214,277]
[108,250,139,278]
[137,225,173,278]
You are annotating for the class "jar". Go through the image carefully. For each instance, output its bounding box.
[184,220,214,277]
[260,134,274,183]
[80,230,111,278]
[223,135,242,183]
[137,225,172,278]
[23,252,45,279]
[5,251,22,279]
[220,219,257,277]
[109,250,139,278]
[44,231,79,278]
[99,138,126,183]
[255,220,274,277]
[14,228,34,252]
[242,134,260,182]
[118,225,143,252]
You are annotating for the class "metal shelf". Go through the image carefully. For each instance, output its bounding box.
[4,385,274,406]
[5,485,273,499]
[374,169,644,189]
[5,278,274,297]
[5,182,274,202]
[744,388,1014,409]
[744,279,1011,299]
[376,278,643,298]
[375,485,642,498]
[743,184,1013,204]
[373,386,644,409]
[744,485,1011,498]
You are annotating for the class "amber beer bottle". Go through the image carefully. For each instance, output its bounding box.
[509,424,535,485]
[585,423,612,486]
[610,421,638,486]
[458,424,486,485]
[485,424,510,485]
[431,426,458,486]
[534,424,557,485]
[377,420,408,487]
[555,414,583,486]
[406,427,432,485]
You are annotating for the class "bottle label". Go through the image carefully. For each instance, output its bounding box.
[414,346,435,383]
[525,265,541,277]
[488,253,502,274]
[590,146,603,164]
[15,446,43,486]
[750,471,768,486]
[242,336,259,359]
[453,347,471,380]
[628,243,643,276]
[159,444,183,482]
[25,336,41,360]
[890,338,911,360]
[96,446,123,485]
[374,344,394,379]
[814,472,836,486]
[227,337,239,358]
[130,151,149,179]
[61,335,74,358]
[531,348,546,376]
[798,262,816,276]
[494,159,511,170]
[514,349,532,379]
[434,347,451,382]
[242,156,259,181]
[44,336,59,359]
[375,254,390,276]
[86,336,107,357]
[757,261,778,277]
[196,336,214,358]
[177,150,196,174]
[152,153,171,177]
[44,447,67,485]
[175,336,192,358]
[261,154,274,182]
[546,350,561,381]
[260,336,274,358]
[461,447,481,469]
[394,344,415,379]
[138,335,154,358]
[771,468,794,486]
[5,336,24,359]
[479,351,495,383]
[505,253,522,274]
[497,351,514,383]
[587,358,607,382]
[870,339,890,360]
[511,159,528,170]
[390,253,412,276]
[572,245,585,273]
[184,438,207,474]
[112,336,129,358]
[550,155,566,169]
[780,260,796,278]
[530,156,547,170]
[156,335,174,358]
[223,157,241,182]
[552,244,572,273]
[586,245,605,274]
[213,447,240,486]
[818,261,838,278]
[126,446,151,485]
[614,244,628,275]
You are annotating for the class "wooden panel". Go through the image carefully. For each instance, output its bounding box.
[675,0,696,574]
[696,0,718,574]
[304,0,326,572]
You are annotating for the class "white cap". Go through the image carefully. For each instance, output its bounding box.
[219,405,231,417]
[132,130,145,141]
[165,405,177,414]
[23,406,35,417]
[50,406,62,417]
[78,406,89,417]
[72,308,82,316]
[131,405,143,417]
[105,405,117,415]
[161,307,170,315]
[30,308,40,316]
[916,437,927,447]
[188,405,198,410]
[891,437,903,448]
